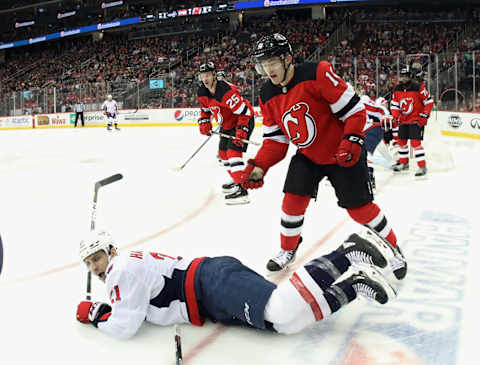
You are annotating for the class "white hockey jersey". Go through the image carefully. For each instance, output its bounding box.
[102,100,118,114]
[98,251,201,339]
[361,96,390,133]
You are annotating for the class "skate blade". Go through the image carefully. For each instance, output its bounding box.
[415,175,428,180]
[225,197,250,205]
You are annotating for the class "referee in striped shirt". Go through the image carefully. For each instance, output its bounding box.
[74,100,85,127]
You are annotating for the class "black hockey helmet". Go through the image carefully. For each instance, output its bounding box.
[199,61,216,73]
[252,33,292,62]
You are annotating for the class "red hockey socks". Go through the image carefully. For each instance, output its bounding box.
[347,202,397,247]
[226,149,245,184]
[410,139,426,168]
[281,193,311,250]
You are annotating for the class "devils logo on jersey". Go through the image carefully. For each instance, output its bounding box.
[399,98,414,115]
[281,102,317,148]
[209,106,223,125]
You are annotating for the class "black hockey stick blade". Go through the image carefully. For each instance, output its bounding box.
[95,173,123,191]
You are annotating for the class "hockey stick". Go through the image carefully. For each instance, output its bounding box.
[174,325,183,365]
[86,173,123,300]
[172,126,221,172]
[211,130,261,146]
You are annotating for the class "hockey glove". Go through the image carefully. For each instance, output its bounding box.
[383,129,394,144]
[77,301,112,328]
[418,113,429,127]
[198,119,212,136]
[240,159,265,189]
[335,134,364,168]
[233,126,249,147]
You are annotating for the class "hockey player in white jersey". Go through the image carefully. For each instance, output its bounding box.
[101,94,120,131]
[76,229,398,339]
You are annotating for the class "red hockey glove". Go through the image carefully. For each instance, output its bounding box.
[335,134,364,168]
[240,160,265,189]
[233,126,249,147]
[418,113,429,127]
[77,301,112,328]
[198,119,212,136]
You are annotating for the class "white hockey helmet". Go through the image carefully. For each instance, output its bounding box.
[80,230,116,262]
[107,94,113,100]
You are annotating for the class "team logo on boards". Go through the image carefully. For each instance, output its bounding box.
[470,118,480,129]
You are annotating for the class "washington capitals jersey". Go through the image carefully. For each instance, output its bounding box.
[362,97,390,133]
[98,251,196,339]
[197,80,254,130]
[255,61,366,168]
[390,82,434,125]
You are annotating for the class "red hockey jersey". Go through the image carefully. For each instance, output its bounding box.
[390,82,434,125]
[197,80,254,131]
[254,61,366,170]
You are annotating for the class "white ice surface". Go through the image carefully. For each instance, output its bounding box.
[0,126,477,365]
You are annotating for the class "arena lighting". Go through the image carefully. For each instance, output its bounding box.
[101,1,123,9]
[57,11,77,19]
[15,20,35,28]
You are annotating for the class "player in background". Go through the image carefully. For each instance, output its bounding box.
[361,95,396,191]
[77,229,397,339]
[102,94,120,131]
[390,63,434,177]
[240,34,406,279]
[197,62,255,205]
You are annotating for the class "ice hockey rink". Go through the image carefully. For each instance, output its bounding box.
[0,119,477,365]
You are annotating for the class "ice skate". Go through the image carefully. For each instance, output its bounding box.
[393,162,409,173]
[224,185,249,205]
[114,124,120,131]
[222,181,237,194]
[415,167,427,178]
[337,232,390,269]
[107,124,112,131]
[363,226,407,280]
[347,265,397,304]
[267,237,302,272]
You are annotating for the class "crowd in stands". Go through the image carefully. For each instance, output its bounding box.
[2,5,480,115]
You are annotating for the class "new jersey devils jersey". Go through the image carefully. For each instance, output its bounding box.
[197,80,254,130]
[390,82,434,125]
[254,61,366,169]
[98,251,199,339]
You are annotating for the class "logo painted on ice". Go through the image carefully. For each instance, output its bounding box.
[281,102,316,148]
[174,110,184,121]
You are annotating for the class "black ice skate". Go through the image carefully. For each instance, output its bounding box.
[267,237,302,272]
[415,167,427,178]
[224,185,249,205]
[222,181,237,194]
[337,232,389,269]
[347,265,397,304]
[114,124,120,131]
[393,162,409,173]
[363,226,407,280]
[107,125,112,131]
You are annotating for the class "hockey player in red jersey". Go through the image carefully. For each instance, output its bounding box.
[197,62,255,205]
[77,228,397,339]
[239,34,407,278]
[390,63,434,177]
